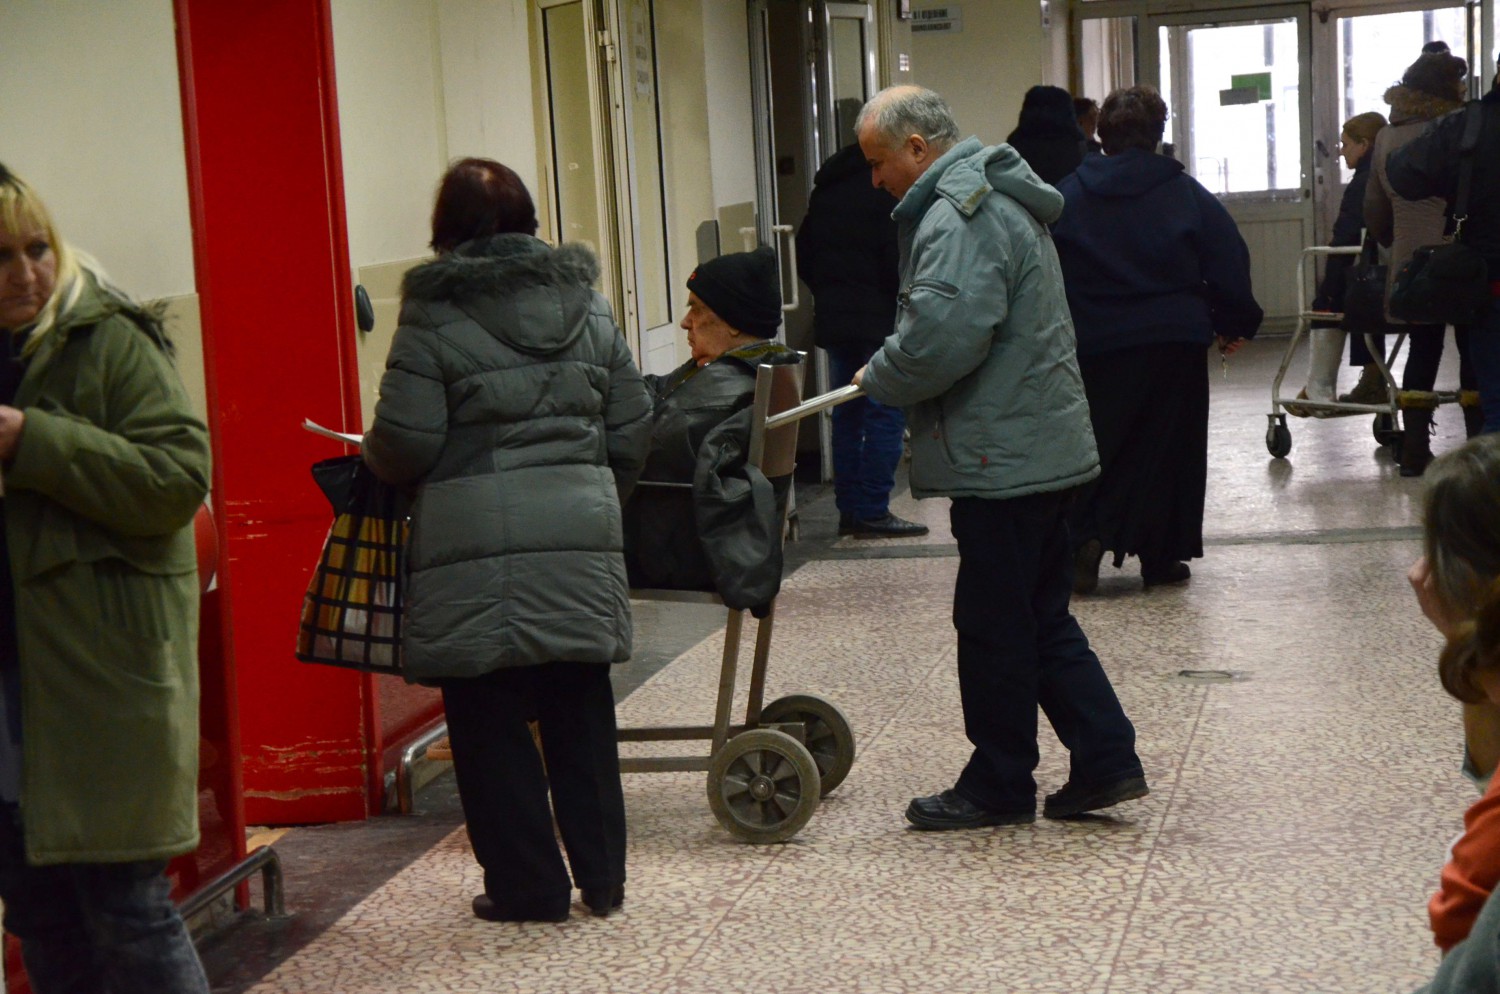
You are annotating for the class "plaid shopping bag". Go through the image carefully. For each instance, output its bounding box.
[295,455,410,675]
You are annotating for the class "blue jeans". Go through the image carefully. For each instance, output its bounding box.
[826,343,906,520]
[1466,299,1500,434]
[949,493,1143,811]
[0,807,208,994]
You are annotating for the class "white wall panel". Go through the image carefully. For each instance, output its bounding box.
[0,0,194,299]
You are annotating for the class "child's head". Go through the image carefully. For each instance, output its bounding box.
[1424,435,1500,701]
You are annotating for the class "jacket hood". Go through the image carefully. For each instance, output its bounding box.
[1383,83,1463,125]
[813,142,873,187]
[1071,147,1184,198]
[402,233,601,355]
[47,270,169,353]
[897,136,1065,227]
[1006,86,1083,143]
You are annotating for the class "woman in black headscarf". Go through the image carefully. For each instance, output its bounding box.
[1006,85,1088,186]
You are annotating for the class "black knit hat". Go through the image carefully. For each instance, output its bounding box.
[686,247,782,338]
[1401,47,1468,101]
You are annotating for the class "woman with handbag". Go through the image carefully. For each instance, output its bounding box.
[363,158,651,923]
[0,165,213,992]
[1366,43,1480,475]
[1288,111,1387,415]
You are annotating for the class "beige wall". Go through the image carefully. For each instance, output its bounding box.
[701,1,758,211]
[331,0,539,423]
[0,0,207,418]
[909,1,1055,146]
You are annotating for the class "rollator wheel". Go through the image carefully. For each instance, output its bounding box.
[707,729,821,844]
[760,694,856,796]
[1266,419,1292,459]
[1373,412,1403,453]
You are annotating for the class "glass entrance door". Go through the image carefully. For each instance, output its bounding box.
[1150,7,1313,332]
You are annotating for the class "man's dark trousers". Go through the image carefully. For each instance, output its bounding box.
[949,491,1142,812]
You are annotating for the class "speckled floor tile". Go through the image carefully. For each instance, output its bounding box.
[237,339,1475,994]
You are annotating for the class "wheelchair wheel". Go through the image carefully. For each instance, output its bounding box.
[707,729,820,844]
[1266,418,1292,459]
[761,694,856,796]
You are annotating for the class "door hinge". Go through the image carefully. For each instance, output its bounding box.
[597,29,617,64]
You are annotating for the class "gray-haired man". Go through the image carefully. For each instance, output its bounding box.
[851,86,1147,830]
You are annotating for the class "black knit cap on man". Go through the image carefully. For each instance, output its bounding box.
[687,247,782,341]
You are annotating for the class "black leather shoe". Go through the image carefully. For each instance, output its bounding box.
[839,512,930,539]
[581,883,624,917]
[904,790,1034,831]
[1043,774,1149,820]
[471,893,570,923]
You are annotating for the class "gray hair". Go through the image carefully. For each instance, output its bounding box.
[854,86,960,151]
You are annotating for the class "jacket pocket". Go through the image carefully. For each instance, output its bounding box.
[899,277,961,308]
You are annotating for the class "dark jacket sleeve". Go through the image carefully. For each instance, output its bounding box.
[1313,169,1369,312]
[1192,181,1264,340]
[363,303,448,487]
[602,323,652,503]
[691,406,784,615]
[1388,113,1463,204]
[1414,885,1500,994]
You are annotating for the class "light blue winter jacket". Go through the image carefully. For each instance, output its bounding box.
[860,137,1100,500]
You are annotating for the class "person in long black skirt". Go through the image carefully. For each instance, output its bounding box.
[1051,87,1263,592]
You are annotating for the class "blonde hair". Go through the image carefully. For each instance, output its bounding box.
[1341,111,1387,146]
[0,165,88,356]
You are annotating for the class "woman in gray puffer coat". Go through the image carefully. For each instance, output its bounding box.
[363,159,651,923]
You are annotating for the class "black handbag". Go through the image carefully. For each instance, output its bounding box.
[1389,101,1492,326]
[295,455,411,675]
[1341,237,1388,334]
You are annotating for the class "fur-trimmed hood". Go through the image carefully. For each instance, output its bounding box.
[401,234,603,355]
[1383,83,1463,126]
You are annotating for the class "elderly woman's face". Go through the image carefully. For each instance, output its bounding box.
[0,222,57,332]
[681,292,742,367]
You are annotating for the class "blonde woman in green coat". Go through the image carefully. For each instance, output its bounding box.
[0,165,212,993]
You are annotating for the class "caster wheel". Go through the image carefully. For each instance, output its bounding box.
[761,695,856,795]
[707,729,820,844]
[1266,419,1292,458]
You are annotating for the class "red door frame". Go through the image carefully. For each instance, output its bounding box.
[174,0,385,823]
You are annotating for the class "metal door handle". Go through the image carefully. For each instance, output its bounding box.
[772,224,799,312]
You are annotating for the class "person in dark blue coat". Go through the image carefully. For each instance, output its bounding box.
[1052,86,1263,593]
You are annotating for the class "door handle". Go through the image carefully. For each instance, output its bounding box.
[772,224,799,312]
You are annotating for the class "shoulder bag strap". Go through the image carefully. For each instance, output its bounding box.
[1453,100,1485,238]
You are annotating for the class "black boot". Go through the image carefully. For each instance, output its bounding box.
[1462,390,1485,439]
[1399,397,1436,477]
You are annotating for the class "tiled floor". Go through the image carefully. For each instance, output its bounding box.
[210,335,1481,993]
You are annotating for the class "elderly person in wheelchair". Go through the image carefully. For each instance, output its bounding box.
[623,247,800,613]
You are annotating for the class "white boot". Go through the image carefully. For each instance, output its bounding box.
[1304,327,1345,403]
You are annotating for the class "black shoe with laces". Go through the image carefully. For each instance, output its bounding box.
[838,512,930,539]
[904,789,1034,831]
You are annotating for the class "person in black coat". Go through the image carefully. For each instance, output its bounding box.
[796,143,927,538]
[1006,85,1087,186]
[1052,86,1262,592]
[1388,70,1500,435]
[1288,111,1388,413]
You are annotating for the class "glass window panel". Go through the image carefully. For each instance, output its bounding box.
[625,0,671,329]
[1162,18,1302,198]
[828,18,868,150]
[1079,16,1137,107]
[544,2,602,252]
[1335,8,1470,184]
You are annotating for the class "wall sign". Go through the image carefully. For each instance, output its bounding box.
[912,4,962,34]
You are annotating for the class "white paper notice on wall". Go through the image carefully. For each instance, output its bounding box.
[912,4,962,34]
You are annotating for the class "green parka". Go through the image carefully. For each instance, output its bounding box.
[4,273,210,864]
[363,235,652,680]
